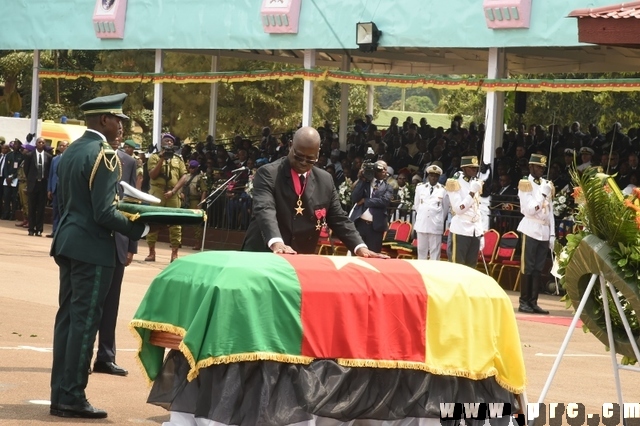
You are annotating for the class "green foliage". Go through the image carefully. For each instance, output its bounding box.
[436,87,486,123]
[319,83,378,128]
[377,86,440,109]
[41,103,66,121]
[570,167,638,247]
[389,96,435,113]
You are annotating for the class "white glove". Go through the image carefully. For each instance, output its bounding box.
[470,180,482,194]
[540,183,552,198]
[549,236,556,252]
[479,236,485,251]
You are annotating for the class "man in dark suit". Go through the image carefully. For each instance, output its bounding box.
[46,140,69,238]
[24,137,52,236]
[242,126,385,258]
[349,160,394,252]
[92,137,138,377]
[50,93,149,419]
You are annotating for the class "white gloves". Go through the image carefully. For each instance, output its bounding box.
[479,236,485,251]
[470,180,482,194]
[549,236,556,252]
[540,183,553,198]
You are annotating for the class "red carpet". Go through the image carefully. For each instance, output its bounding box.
[516,314,583,328]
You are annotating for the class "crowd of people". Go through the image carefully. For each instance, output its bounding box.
[4,93,635,418]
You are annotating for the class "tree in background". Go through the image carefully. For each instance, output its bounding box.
[319,83,380,129]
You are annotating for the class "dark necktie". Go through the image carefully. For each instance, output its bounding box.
[430,185,434,195]
[299,174,305,188]
[37,153,43,179]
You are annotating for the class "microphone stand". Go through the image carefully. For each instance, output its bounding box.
[198,170,244,252]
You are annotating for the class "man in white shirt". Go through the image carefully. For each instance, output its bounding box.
[445,156,484,268]
[517,153,554,314]
[413,165,449,260]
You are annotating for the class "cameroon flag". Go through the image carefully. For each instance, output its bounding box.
[130,251,525,394]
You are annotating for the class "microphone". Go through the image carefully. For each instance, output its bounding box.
[231,166,248,173]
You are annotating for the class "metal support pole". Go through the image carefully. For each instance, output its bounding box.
[483,47,506,168]
[536,273,599,404]
[302,49,315,127]
[339,55,350,152]
[30,49,41,137]
[366,85,374,116]
[152,49,164,152]
[208,52,219,140]
[600,276,626,418]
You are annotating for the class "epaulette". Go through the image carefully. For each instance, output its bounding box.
[90,141,121,189]
[453,171,463,180]
[445,178,460,192]
[518,179,532,192]
[416,182,425,187]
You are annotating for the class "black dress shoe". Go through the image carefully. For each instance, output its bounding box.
[35,231,42,236]
[28,232,34,236]
[93,361,128,376]
[50,401,107,419]
[518,303,535,313]
[46,233,54,238]
[531,304,550,315]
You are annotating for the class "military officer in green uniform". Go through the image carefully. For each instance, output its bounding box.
[144,133,188,262]
[183,159,208,250]
[49,94,150,419]
[16,144,30,226]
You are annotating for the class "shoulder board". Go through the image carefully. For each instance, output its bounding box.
[453,171,462,179]
[445,178,460,192]
[416,182,425,187]
[518,179,532,192]
[101,142,115,154]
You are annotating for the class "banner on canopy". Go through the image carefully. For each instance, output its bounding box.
[38,68,640,92]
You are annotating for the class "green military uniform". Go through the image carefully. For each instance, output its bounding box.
[146,153,187,247]
[17,156,28,219]
[183,171,208,241]
[50,94,146,412]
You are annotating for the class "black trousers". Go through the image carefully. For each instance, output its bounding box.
[28,180,47,233]
[355,219,384,253]
[521,234,548,275]
[51,256,114,406]
[1,185,18,220]
[96,260,125,363]
[448,232,480,268]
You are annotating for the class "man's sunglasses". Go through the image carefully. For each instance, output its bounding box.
[292,149,318,165]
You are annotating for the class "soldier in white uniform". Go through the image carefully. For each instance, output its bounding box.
[413,165,449,260]
[445,155,485,268]
[517,153,554,314]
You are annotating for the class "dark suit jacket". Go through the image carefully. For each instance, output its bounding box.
[115,150,138,264]
[242,157,364,254]
[47,154,61,194]
[349,179,393,232]
[24,149,52,192]
[51,131,146,268]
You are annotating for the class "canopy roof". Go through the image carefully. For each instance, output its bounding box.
[3,0,640,73]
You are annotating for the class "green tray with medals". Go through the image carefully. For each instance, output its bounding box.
[117,202,206,226]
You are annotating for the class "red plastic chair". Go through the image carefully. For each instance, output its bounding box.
[492,231,521,290]
[440,229,450,261]
[381,220,412,257]
[317,226,333,255]
[477,229,500,273]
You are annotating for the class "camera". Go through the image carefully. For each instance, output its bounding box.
[362,160,377,182]
[162,147,175,160]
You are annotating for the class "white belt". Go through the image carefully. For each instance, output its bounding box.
[524,216,549,226]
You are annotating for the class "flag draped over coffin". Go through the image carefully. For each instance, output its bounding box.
[130,251,526,394]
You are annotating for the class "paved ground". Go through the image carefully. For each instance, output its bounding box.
[1,219,639,425]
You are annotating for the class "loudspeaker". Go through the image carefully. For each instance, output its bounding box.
[514,92,527,114]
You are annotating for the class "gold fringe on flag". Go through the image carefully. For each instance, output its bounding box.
[38,68,640,93]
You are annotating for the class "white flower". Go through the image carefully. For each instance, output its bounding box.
[558,196,566,204]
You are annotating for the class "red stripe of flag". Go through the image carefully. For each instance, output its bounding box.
[283,256,427,362]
